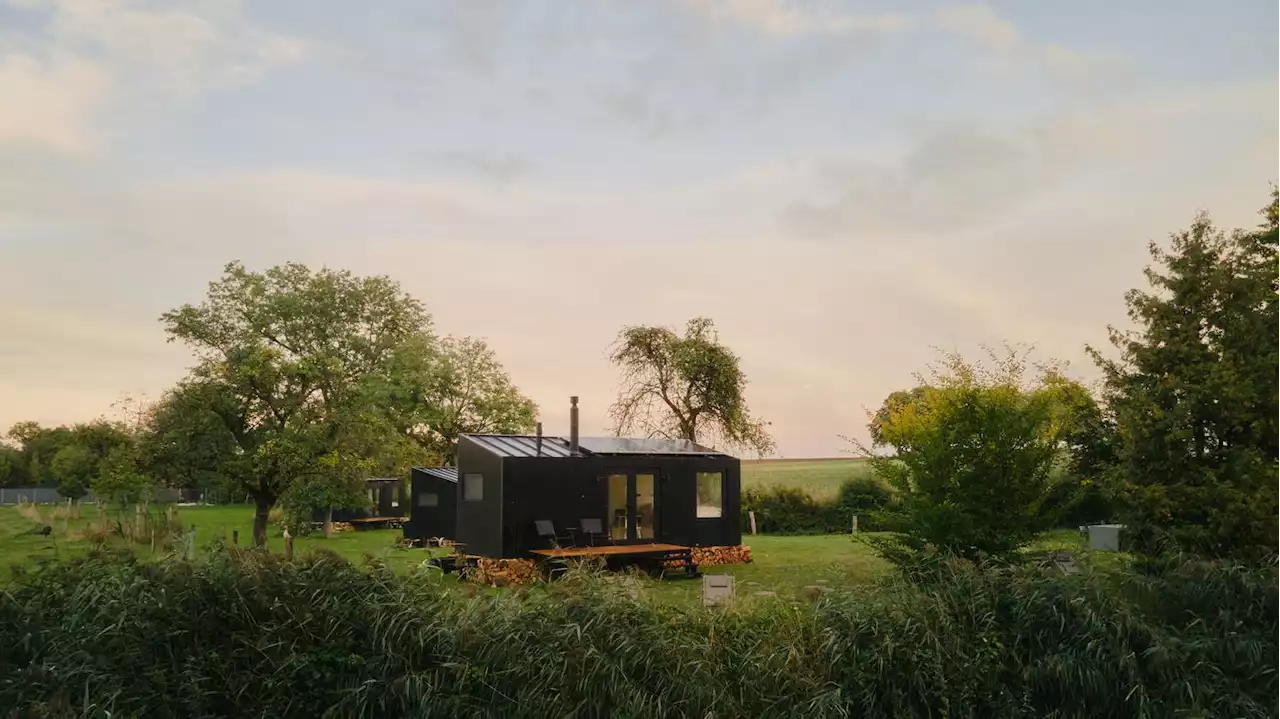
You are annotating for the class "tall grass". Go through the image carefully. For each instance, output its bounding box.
[0,547,1274,718]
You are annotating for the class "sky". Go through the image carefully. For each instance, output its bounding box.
[0,0,1276,458]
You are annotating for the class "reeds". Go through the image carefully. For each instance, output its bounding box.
[0,548,1273,718]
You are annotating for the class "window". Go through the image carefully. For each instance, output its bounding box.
[416,492,439,508]
[462,473,484,502]
[696,471,723,518]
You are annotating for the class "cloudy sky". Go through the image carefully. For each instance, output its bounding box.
[0,0,1275,457]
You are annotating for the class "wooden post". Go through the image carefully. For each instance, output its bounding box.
[232,530,239,546]
[285,534,294,561]
[186,524,196,560]
[851,515,858,534]
[748,510,757,536]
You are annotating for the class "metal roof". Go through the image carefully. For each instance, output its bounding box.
[577,436,730,457]
[461,434,576,458]
[413,467,458,483]
[460,433,735,459]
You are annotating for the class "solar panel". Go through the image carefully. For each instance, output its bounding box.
[576,436,722,455]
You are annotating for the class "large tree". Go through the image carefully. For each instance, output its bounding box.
[607,317,774,457]
[379,334,538,463]
[161,261,434,546]
[1089,190,1279,559]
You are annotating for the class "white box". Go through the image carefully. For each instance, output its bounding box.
[1087,524,1124,552]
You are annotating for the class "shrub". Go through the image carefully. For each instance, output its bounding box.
[866,347,1068,564]
[741,477,895,535]
[0,549,1273,717]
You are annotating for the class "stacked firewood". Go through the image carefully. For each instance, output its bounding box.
[691,545,753,566]
[469,558,540,587]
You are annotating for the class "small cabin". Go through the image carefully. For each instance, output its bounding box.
[405,467,458,541]
[454,432,741,559]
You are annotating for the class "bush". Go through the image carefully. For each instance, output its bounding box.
[868,348,1067,564]
[0,549,1273,717]
[741,477,893,535]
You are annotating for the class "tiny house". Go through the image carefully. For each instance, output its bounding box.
[405,467,458,541]
[454,398,741,559]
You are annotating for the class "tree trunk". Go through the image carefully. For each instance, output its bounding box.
[252,495,273,548]
[324,506,334,539]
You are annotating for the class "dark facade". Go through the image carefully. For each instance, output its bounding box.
[453,434,741,559]
[405,467,458,540]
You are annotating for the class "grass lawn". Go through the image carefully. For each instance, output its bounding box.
[1,502,1111,604]
[741,458,877,499]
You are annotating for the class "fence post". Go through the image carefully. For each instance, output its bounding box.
[851,515,858,534]
[748,510,757,536]
[232,530,239,546]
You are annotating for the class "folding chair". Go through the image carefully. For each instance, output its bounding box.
[534,520,575,548]
[579,518,612,546]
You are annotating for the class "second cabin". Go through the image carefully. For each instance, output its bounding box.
[449,398,741,558]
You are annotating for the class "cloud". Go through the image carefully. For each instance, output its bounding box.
[0,53,108,152]
[36,0,309,92]
[419,150,537,183]
[934,3,1018,50]
[933,3,1121,84]
[678,0,910,38]
[0,0,308,153]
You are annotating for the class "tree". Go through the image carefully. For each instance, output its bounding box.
[380,334,538,463]
[1089,190,1279,559]
[608,317,774,457]
[93,443,154,509]
[868,386,931,446]
[0,445,25,487]
[280,450,373,537]
[49,444,94,509]
[6,422,75,486]
[859,345,1069,564]
[161,261,434,546]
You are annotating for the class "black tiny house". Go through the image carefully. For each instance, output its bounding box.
[405,467,458,541]
[453,403,740,559]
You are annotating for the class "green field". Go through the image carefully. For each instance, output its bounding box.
[1,499,1104,605]
[742,457,877,498]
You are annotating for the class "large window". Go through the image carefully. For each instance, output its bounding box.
[696,471,724,518]
[416,492,439,508]
[462,473,484,502]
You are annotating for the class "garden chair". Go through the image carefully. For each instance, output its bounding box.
[534,520,575,549]
[579,518,612,546]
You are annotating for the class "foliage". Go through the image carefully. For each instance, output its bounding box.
[608,317,774,457]
[861,345,1073,564]
[379,334,538,463]
[48,444,94,502]
[160,260,434,546]
[279,451,373,535]
[741,477,893,534]
[0,549,1274,717]
[0,446,23,487]
[1089,190,1279,560]
[4,422,75,486]
[92,443,154,508]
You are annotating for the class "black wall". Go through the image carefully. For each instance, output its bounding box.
[454,438,504,557]
[496,454,741,558]
[405,470,457,541]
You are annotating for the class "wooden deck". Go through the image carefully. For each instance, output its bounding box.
[529,542,689,559]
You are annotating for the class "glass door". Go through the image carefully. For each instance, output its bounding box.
[605,471,659,542]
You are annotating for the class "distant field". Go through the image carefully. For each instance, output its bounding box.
[741,458,877,499]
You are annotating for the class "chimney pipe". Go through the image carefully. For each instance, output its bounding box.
[535,422,543,457]
[569,396,579,455]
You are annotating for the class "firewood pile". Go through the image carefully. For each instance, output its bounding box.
[690,545,753,567]
[468,558,540,587]
[331,522,355,534]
